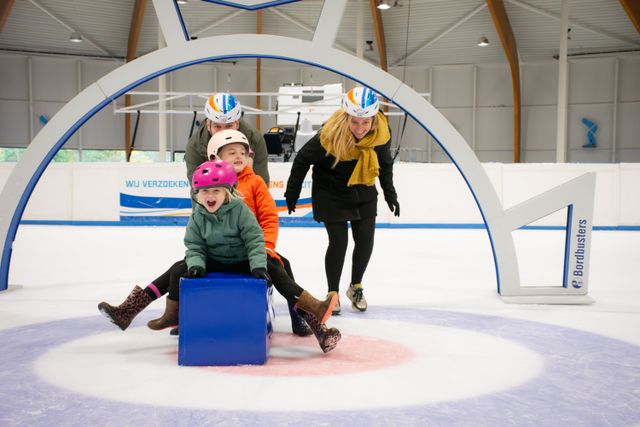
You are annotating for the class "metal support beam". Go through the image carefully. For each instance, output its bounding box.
[486,0,521,163]
[125,0,147,162]
[555,0,569,163]
[256,10,262,129]
[620,0,640,34]
[0,0,15,33]
[368,0,388,71]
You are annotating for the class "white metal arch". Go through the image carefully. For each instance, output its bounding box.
[0,15,595,302]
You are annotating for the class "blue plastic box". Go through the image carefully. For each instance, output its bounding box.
[178,272,274,366]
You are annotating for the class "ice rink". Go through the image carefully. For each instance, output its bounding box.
[1,225,639,426]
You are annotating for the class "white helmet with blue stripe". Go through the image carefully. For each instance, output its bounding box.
[341,87,380,118]
[204,93,242,124]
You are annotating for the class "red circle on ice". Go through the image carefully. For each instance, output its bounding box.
[196,332,415,376]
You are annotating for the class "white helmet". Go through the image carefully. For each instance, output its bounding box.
[342,87,379,118]
[204,93,242,124]
[207,129,251,160]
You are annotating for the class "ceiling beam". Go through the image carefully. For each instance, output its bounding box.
[28,0,113,56]
[0,0,15,33]
[486,0,521,163]
[507,0,640,47]
[125,0,147,161]
[368,0,388,71]
[190,9,244,38]
[267,7,353,55]
[391,3,486,67]
[620,0,640,34]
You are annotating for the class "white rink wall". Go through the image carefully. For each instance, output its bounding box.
[0,162,639,227]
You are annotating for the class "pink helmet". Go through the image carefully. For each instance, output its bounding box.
[191,160,237,190]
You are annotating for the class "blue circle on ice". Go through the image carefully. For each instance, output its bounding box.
[1,307,639,426]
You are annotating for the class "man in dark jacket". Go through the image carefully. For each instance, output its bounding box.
[185,93,270,186]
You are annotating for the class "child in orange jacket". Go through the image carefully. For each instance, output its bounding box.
[199,129,341,352]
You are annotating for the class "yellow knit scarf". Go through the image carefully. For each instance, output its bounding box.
[320,112,390,187]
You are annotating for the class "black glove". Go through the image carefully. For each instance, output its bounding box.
[251,268,272,286]
[184,265,205,278]
[386,199,400,217]
[286,198,296,215]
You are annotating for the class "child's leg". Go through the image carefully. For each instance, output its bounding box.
[278,253,295,280]
[98,259,185,331]
[267,257,304,300]
[147,260,187,330]
[274,253,312,336]
[146,259,186,300]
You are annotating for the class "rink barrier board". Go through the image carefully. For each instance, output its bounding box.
[17,219,640,231]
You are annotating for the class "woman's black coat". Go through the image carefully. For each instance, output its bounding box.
[285,132,398,223]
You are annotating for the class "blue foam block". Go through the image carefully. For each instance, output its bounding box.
[178,272,273,366]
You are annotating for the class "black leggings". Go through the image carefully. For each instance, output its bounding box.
[324,216,376,293]
[150,257,303,302]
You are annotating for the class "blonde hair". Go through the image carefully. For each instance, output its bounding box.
[321,110,379,167]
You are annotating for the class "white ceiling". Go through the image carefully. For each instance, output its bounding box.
[0,0,638,68]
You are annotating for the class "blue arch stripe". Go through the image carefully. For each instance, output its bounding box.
[1,53,497,294]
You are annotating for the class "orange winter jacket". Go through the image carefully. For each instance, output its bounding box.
[237,166,279,255]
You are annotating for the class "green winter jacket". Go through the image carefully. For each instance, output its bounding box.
[184,119,270,186]
[184,198,267,272]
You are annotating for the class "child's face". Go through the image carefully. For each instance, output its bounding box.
[197,187,227,213]
[217,143,248,173]
[348,116,373,140]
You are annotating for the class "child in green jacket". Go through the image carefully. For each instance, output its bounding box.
[99,160,337,352]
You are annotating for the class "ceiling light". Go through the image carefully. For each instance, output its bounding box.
[477,36,489,47]
[377,0,391,10]
[177,0,188,4]
[69,32,83,43]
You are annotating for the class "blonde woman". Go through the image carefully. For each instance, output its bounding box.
[285,87,400,314]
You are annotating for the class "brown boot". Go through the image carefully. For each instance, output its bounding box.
[147,297,179,330]
[294,290,338,324]
[98,286,153,331]
[297,310,341,353]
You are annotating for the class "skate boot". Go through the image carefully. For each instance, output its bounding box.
[328,291,341,315]
[298,310,341,353]
[346,283,367,312]
[147,297,179,330]
[289,300,312,336]
[295,291,337,324]
[98,286,153,331]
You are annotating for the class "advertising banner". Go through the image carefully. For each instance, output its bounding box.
[119,167,192,224]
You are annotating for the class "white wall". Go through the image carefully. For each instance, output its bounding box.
[1,52,639,162]
[1,162,638,228]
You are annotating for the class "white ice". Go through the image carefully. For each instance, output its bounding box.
[1,225,639,425]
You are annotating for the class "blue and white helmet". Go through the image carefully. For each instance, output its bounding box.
[204,93,242,124]
[342,87,379,118]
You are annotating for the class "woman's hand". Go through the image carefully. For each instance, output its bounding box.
[286,198,297,214]
[386,198,400,217]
